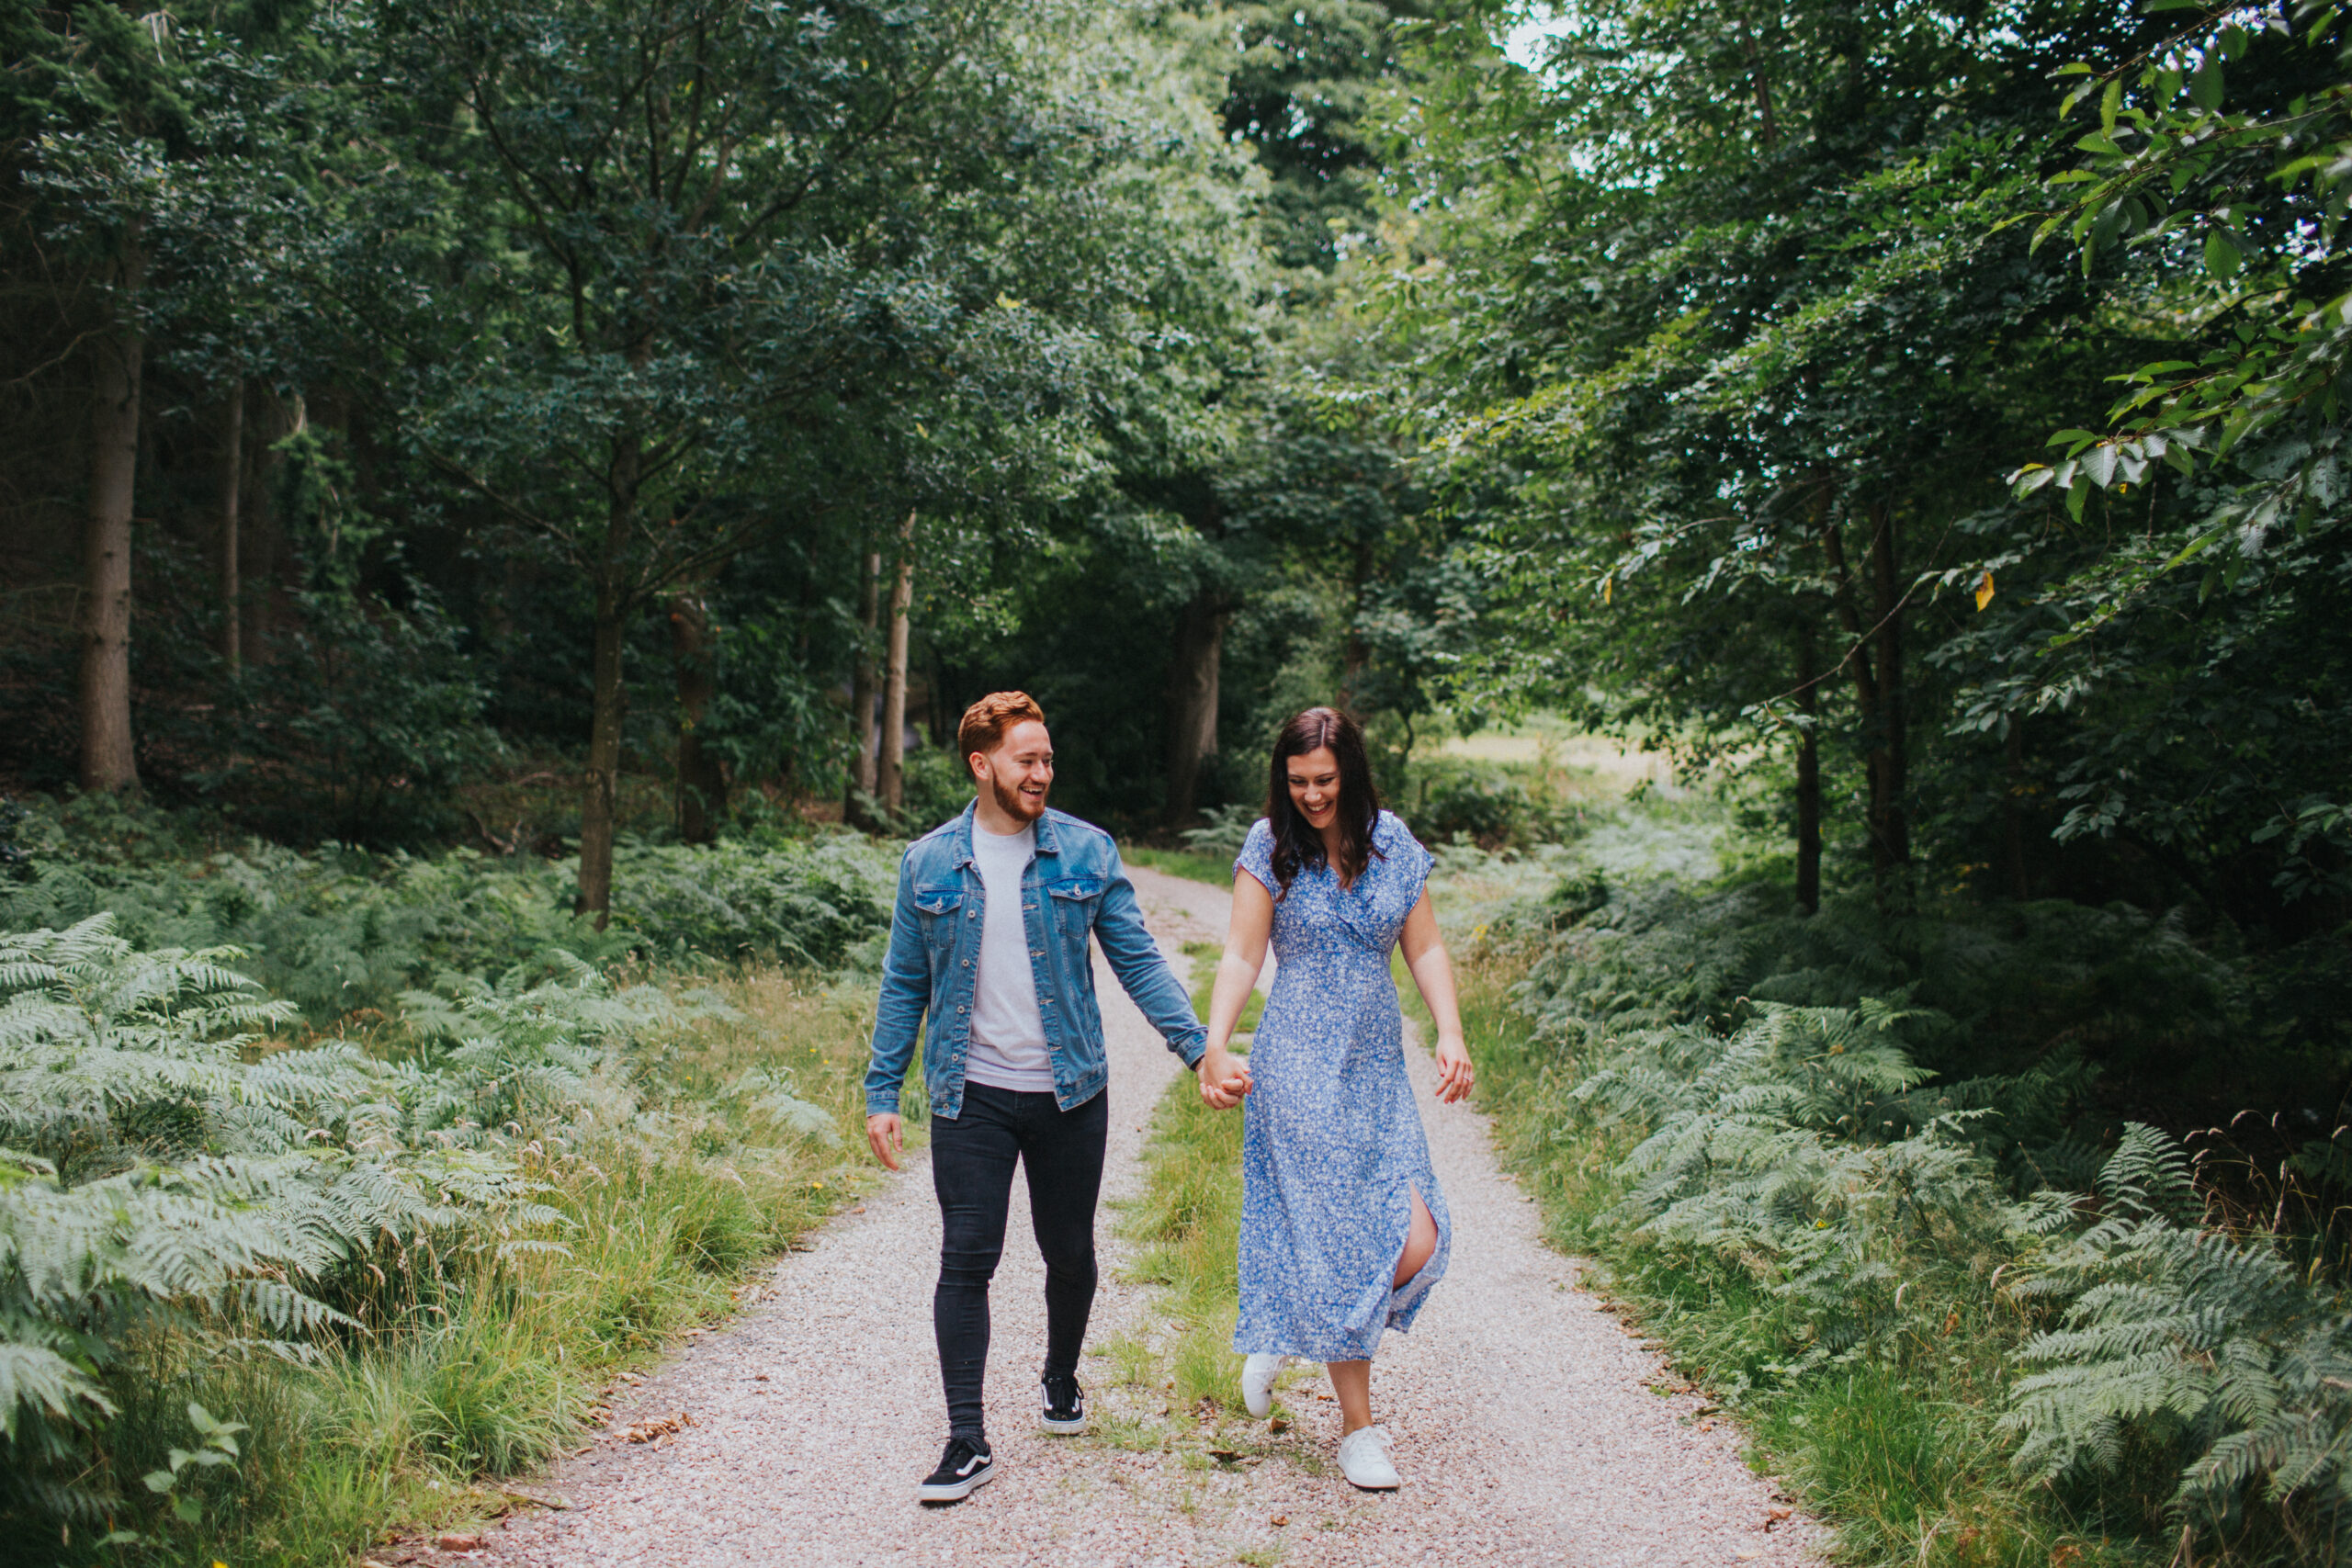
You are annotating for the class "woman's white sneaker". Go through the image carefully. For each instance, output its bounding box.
[1240,1352,1284,1418]
[1337,1425,1399,1490]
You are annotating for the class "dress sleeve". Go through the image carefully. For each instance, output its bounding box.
[1381,811,1434,908]
[1235,818,1276,894]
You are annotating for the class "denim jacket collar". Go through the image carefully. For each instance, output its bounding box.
[945,798,1064,869]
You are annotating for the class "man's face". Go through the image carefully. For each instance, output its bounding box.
[974,719,1054,822]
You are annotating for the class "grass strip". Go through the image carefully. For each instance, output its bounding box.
[1123,844,1236,887]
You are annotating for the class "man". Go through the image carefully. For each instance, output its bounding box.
[864,691,1208,1505]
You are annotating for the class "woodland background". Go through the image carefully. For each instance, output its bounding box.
[5,0,2352,1563]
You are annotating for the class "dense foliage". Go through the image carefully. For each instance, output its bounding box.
[0,906,876,1561]
[0,797,897,1021]
[1454,843,2352,1564]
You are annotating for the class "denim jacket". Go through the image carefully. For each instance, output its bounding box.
[864,802,1206,1120]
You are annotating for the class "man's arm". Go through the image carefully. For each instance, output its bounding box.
[1091,844,1207,1066]
[865,854,933,1120]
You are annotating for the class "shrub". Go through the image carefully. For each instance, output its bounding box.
[1481,867,2352,1563]
[0,797,901,1021]
[0,916,592,1535]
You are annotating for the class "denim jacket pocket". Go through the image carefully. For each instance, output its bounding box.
[1045,876,1104,920]
[910,884,966,948]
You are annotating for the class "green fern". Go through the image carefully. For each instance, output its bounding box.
[2005,1125,2352,1552]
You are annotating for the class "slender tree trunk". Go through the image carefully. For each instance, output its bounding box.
[1336,536,1374,710]
[78,221,145,793]
[2002,719,2031,901]
[219,378,243,674]
[1794,619,1822,915]
[844,545,881,825]
[1820,499,1907,901]
[242,389,283,655]
[576,439,639,927]
[877,513,915,816]
[1163,590,1232,829]
[671,584,723,843]
[1867,501,1910,874]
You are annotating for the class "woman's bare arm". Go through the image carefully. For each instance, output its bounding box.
[1197,872,1272,1109]
[1399,889,1475,1103]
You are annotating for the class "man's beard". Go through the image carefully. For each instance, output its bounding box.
[991,773,1046,822]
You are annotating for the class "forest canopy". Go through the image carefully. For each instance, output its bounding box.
[1,0,2345,983]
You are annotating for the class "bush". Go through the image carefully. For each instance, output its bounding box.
[0,914,879,1563]
[1398,757,1592,851]
[0,797,901,1021]
[604,835,896,969]
[168,589,504,850]
[1470,865,2352,1564]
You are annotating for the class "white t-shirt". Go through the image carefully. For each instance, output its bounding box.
[964,820,1056,1093]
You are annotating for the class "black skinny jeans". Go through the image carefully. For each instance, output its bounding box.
[931,1080,1108,1441]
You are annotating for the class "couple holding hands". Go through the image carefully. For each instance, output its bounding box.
[863,693,1473,1504]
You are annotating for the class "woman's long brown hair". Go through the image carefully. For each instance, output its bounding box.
[1264,706,1383,899]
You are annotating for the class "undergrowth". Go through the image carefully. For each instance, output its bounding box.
[0,916,896,1567]
[1431,844,2352,1568]
[0,795,898,1022]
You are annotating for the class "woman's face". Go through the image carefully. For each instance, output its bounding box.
[1285,745,1342,831]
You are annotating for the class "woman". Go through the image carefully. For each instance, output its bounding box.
[1193,706,1475,1491]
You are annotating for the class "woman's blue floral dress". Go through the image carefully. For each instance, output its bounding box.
[1233,809,1450,1362]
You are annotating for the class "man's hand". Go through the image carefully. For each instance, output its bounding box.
[1195,1044,1252,1110]
[866,1111,903,1171]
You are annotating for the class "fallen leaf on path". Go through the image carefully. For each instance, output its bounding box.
[1268,1418,1288,1433]
[1207,1448,1242,1463]
[435,1535,484,1552]
[1766,1506,1792,1522]
[1271,1515,1288,1527]
[618,1412,693,1442]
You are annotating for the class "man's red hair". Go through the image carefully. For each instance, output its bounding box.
[957,692,1046,775]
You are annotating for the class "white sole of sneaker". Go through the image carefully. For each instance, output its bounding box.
[1040,1414,1087,1435]
[917,1463,995,1504]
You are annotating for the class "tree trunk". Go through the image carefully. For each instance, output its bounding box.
[671,584,724,843]
[1867,501,1910,876]
[2002,719,2030,901]
[78,221,145,794]
[243,389,284,655]
[1820,499,1907,901]
[576,439,639,927]
[877,513,915,816]
[1794,619,1821,915]
[219,378,243,674]
[1163,590,1232,829]
[1336,536,1374,710]
[844,545,881,825]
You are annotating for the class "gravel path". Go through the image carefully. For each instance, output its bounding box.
[465,865,1821,1568]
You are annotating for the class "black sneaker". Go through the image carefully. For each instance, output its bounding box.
[917,1436,994,1504]
[1041,1373,1086,1435]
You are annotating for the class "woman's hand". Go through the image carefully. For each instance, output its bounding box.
[1433,1034,1475,1104]
[1196,1043,1252,1110]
